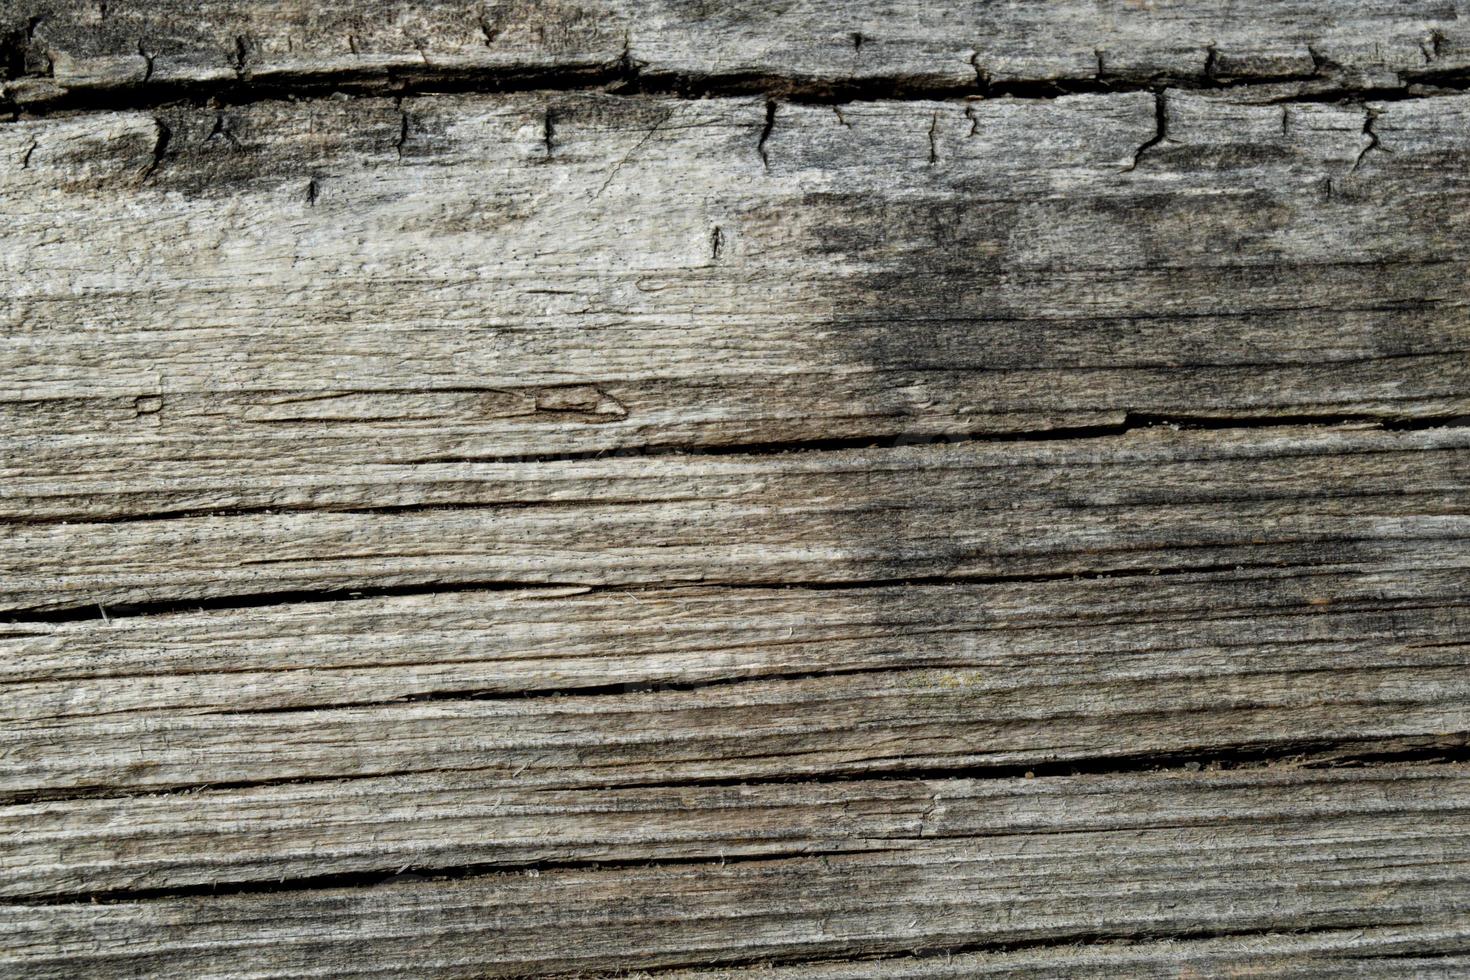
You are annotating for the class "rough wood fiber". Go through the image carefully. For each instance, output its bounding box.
[4,90,1470,497]
[7,768,1470,976]
[661,921,1470,979]
[3,551,1469,802]
[7,561,1467,716]
[7,761,1469,899]
[6,568,1470,796]
[3,0,1469,106]
[5,0,1470,975]
[4,425,1469,611]
[9,648,1469,798]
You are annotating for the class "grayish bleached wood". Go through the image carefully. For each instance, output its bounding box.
[5,558,1464,887]
[7,561,1467,718]
[5,0,1470,974]
[3,554,1468,802]
[3,425,1467,612]
[661,921,1470,979]
[7,647,1466,798]
[3,0,1468,107]
[4,546,1468,798]
[5,759,1466,899]
[4,90,1470,513]
[7,766,1470,976]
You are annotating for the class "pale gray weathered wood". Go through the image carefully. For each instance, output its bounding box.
[4,0,1470,974]
[4,0,1468,106]
[7,766,1470,976]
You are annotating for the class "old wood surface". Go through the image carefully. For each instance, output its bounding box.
[4,0,1470,106]
[4,0,1470,975]
[9,766,1470,975]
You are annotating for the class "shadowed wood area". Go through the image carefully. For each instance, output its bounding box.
[3,0,1470,975]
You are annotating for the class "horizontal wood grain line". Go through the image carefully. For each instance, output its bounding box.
[4,0,1469,111]
[6,561,1466,708]
[5,468,1459,527]
[5,92,1470,478]
[5,411,1464,525]
[5,48,1470,116]
[3,559,1399,625]
[638,920,1470,979]
[3,427,1467,612]
[4,415,1467,528]
[5,635,1466,798]
[3,762,1465,901]
[6,764,1470,975]
[12,621,1467,718]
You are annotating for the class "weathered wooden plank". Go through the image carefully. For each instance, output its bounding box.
[6,761,1466,900]
[9,655,1466,799]
[5,529,1466,814]
[7,766,1470,976]
[5,557,1467,798]
[5,4,1469,974]
[661,922,1470,979]
[4,91,1469,504]
[626,0,1470,92]
[0,0,628,105]
[3,0,1467,108]
[7,560,1467,718]
[3,426,1466,613]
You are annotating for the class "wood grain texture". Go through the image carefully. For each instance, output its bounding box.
[8,758,1469,899]
[4,425,1468,612]
[5,90,1470,508]
[9,646,1467,799]
[6,0,1470,974]
[8,560,1467,715]
[7,766,1470,976]
[2,550,1468,800]
[2,537,1470,787]
[3,0,1469,106]
[660,922,1470,979]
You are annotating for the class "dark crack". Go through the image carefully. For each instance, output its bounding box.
[757,98,777,168]
[1352,105,1386,171]
[138,116,171,180]
[6,50,1470,118]
[1123,89,1167,172]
